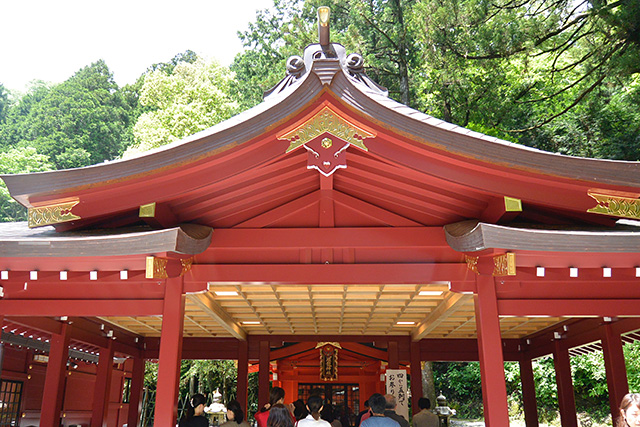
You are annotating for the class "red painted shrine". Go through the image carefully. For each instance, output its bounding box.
[2,16,640,427]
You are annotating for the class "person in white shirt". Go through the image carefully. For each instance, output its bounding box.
[297,395,332,427]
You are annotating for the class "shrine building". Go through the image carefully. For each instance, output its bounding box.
[2,9,640,427]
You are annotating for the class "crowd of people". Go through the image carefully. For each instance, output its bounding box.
[179,387,439,427]
[179,390,640,427]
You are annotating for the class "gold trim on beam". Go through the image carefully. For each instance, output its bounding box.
[139,202,156,218]
[278,105,376,153]
[587,191,640,220]
[145,256,168,279]
[504,197,522,212]
[465,255,479,274]
[28,200,81,228]
[493,253,516,276]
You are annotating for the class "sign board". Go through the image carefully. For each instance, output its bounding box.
[385,369,409,420]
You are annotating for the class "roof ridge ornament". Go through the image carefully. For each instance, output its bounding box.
[263,6,388,99]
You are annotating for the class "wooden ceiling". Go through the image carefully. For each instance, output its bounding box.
[100,283,563,340]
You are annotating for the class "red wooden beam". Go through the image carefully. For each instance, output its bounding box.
[554,339,578,427]
[208,227,450,249]
[496,280,640,300]
[475,275,510,426]
[154,277,185,427]
[91,341,114,427]
[519,356,539,427]
[40,322,70,427]
[187,263,471,285]
[602,323,629,425]
[497,299,640,317]
[237,340,249,417]
[259,340,270,407]
[0,299,163,316]
[127,356,146,427]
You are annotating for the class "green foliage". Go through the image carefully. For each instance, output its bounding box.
[181,360,238,403]
[125,56,238,155]
[0,147,53,221]
[433,362,483,418]
[0,61,133,169]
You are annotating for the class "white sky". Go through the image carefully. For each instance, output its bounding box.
[0,0,274,93]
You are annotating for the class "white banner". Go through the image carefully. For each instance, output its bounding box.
[385,369,409,421]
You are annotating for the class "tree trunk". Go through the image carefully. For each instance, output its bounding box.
[421,361,436,409]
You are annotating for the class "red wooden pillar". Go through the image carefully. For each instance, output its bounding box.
[474,274,509,427]
[259,340,270,407]
[237,340,249,415]
[601,321,629,426]
[91,340,114,427]
[127,355,146,427]
[519,355,539,427]
[0,315,4,379]
[40,322,70,427]
[410,341,423,415]
[553,339,578,427]
[154,277,185,427]
[388,341,399,369]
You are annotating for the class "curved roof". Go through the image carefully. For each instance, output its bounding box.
[444,220,640,253]
[0,222,212,257]
[2,43,639,231]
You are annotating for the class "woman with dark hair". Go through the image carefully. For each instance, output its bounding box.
[179,393,208,427]
[221,400,250,427]
[292,399,309,423]
[268,404,295,427]
[297,395,331,427]
[256,387,287,427]
[618,393,640,427]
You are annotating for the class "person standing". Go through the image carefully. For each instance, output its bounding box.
[221,400,251,427]
[179,393,209,427]
[298,395,332,427]
[361,394,399,427]
[382,395,408,427]
[355,400,370,427]
[412,398,439,427]
[256,387,287,427]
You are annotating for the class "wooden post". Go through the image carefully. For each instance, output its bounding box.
[237,340,249,416]
[388,341,399,369]
[91,340,114,427]
[474,274,509,427]
[127,355,146,427]
[40,322,70,427]
[519,355,539,427]
[0,315,4,380]
[553,339,578,427]
[410,341,423,415]
[259,340,271,407]
[154,277,185,427]
[601,321,629,426]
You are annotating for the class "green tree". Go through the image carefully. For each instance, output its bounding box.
[125,56,238,156]
[0,147,53,222]
[0,61,133,169]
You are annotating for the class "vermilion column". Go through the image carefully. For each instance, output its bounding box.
[474,274,509,427]
[154,277,185,427]
[0,315,4,379]
[127,355,146,427]
[237,340,249,415]
[388,341,399,369]
[91,340,114,427]
[519,355,539,427]
[410,341,423,415]
[41,322,70,427]
[553,339,578,427]
[601,321,629,425]
[259,340,270,407]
